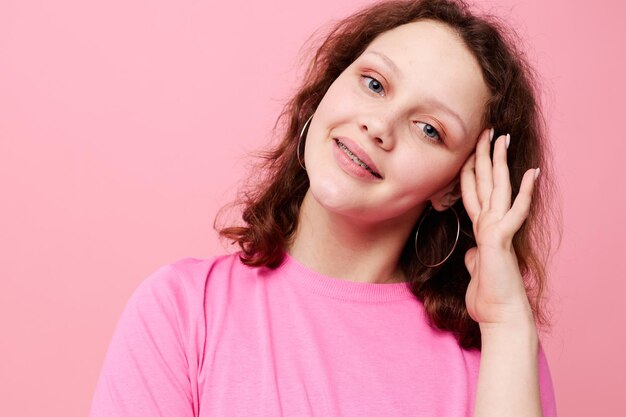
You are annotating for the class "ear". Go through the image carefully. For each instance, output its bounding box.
[430,177,462,212]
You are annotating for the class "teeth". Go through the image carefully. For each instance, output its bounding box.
[337,141,375,173]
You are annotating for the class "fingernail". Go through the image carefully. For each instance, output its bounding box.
[489,128,494,142]
[534,167,541,180]
[505,133,510,149]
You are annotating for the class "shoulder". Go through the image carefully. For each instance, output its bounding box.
[140,252,243,291]
[127,252,247,315]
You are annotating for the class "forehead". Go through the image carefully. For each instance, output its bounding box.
[361,20,490,141]
[367,20,469,59]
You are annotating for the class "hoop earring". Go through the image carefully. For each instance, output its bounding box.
[297,114,313,171]
[414,205,460,268]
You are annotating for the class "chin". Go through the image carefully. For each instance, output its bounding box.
[308,174,354,212]
[306,181,391,224]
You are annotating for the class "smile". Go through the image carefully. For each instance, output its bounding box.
[334,139,382,179]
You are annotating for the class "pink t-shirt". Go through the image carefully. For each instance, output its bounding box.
[89,251,557,416]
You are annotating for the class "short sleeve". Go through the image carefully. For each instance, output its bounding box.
[89,264,195,417]
[538,340,558,417]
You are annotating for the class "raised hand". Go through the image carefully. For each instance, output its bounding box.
[460,128,540,333]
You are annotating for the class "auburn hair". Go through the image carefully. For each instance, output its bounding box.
[215,0,561,350]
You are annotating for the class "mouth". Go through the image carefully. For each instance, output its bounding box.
[334,139,382,179]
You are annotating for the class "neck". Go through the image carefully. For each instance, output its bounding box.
[287,190,427,284]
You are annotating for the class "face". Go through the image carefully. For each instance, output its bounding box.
[303,19,491,227]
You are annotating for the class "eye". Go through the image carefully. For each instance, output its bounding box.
[361,75,385,96]
[414,122,443,144]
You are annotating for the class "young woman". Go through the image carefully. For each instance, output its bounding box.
[90,0,559,416]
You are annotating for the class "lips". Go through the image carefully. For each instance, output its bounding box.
[333,136,382,178]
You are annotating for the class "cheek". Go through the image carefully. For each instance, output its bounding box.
[315,79,358,119]
[395,154,461,192]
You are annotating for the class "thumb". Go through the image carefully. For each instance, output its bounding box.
[464,246,478,272]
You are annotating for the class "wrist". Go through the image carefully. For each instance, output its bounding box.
[480,318,538,347]
[478,298,536,334]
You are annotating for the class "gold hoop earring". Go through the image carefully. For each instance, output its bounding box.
[414,206,460,268]
[297,114,313,171]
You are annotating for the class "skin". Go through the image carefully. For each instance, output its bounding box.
[290,19,491,283]
[289,19,544,416]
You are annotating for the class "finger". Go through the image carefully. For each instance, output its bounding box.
[501,168,538,234]
[475,128,494,209]
[460,153,480,222]
[489,133,512,215]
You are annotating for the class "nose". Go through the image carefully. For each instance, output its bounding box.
[358,112,395,149]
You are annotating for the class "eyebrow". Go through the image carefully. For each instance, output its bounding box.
[362,50,470,139]
[364,50,402,78]
[420,97,469,139]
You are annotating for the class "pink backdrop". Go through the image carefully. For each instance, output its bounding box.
[1,0,624,415]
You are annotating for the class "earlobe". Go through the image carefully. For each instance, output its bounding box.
[442,194,461,209]
[447,180,462,205]
[433,194,460,211]
[431,178,462,211]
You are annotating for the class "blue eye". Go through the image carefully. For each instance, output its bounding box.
[414,122,443,143]
[361,75,385,95]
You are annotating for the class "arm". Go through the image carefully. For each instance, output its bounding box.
[459,129,553,417]
[88,264,196,417]
[474,318,542,417]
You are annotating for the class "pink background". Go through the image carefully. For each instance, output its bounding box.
[1,0,623,415]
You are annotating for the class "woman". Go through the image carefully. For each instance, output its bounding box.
[90,0,559,415]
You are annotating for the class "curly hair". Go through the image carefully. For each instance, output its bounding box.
[215,0,561,350]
